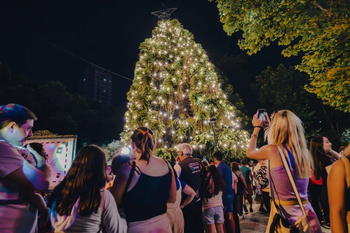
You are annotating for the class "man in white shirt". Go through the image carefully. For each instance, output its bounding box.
[0,103,50,232]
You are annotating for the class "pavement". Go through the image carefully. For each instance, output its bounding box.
[239,203,331,233]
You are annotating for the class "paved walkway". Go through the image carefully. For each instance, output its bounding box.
[239,204,269,233]
[239,203,331,233]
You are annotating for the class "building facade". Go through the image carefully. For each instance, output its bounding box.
[80,66,112,105]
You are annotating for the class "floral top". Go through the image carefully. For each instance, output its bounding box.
[256,166,269,189]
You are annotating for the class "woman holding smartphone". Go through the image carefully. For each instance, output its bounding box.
[246,110,322,232]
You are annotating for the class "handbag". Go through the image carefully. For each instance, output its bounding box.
[267,146,311,233]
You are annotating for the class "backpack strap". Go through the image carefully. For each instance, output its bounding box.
[341,157,350,189]
[233,171,244,187]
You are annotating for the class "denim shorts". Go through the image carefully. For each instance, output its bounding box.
[203,206,225,225]
[222,193,235,213]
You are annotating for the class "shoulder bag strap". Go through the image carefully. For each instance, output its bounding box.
[277,146,307,217]
[268,161,284,213]
[341,157,350,189]
[268,162,279,203]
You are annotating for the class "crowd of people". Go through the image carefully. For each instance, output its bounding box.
[0,103,349,233]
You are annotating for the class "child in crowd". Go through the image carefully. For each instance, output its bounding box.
[203,165,226,233]
[105,154,133,190]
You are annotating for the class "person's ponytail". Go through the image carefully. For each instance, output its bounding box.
[131,127,155,164]
[140,131,154,164]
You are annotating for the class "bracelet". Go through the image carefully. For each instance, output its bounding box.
[254,126,262,128]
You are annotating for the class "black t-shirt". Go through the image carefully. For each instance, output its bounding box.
[178,157,203,204]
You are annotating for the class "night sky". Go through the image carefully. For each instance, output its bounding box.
[0,0,300,115]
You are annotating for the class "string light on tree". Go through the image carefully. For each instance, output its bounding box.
[120,18,249,159]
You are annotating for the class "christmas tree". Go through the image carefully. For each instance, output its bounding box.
[121,19,249,159]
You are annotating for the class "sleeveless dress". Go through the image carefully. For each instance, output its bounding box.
[123,162,172,233]
[268,148,322,233]
[166,178,184,233]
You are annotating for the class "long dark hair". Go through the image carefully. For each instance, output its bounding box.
[208,165,226,195]
[310,135,330,180]
[130,127,155,164]
[231,162,240,172]
[48,145,107,216]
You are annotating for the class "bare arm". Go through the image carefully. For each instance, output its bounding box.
[7,160,50,190]
[328,159,347,232]
[330,150,343,159]
[111,164,131,207]
[246,111,279,162]
[180,183,196,208]
[240,174,248,190]
[167,161,176,203]
[27,145,46,169]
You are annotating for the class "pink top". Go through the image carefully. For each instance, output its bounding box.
[231,171,238,193]
[203,191,223,210]
[0,140,37,233]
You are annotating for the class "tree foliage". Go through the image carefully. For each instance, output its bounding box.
[253,64,321,140]
[102,140,123,163]
[121,19,250,159]
[254,64,350,146]
[210,0,350,112]
[0,64,123,148]
[341,129,350,145]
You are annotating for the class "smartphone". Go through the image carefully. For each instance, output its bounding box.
[258,108,267,123]
[203,157,207,162]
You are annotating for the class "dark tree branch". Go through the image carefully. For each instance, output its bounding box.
[313,0,333,18]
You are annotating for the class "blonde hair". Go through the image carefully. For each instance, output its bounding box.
[265,110,311,178]
[177,143,192,156]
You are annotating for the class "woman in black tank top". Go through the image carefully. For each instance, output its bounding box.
[111,127,176,233]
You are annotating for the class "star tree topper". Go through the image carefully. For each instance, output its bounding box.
[151,7,177,20]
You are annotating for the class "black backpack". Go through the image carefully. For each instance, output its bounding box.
[199,170,215,203]
[234,171,245,190]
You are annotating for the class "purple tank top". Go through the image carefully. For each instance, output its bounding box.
[269,148,309,201]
